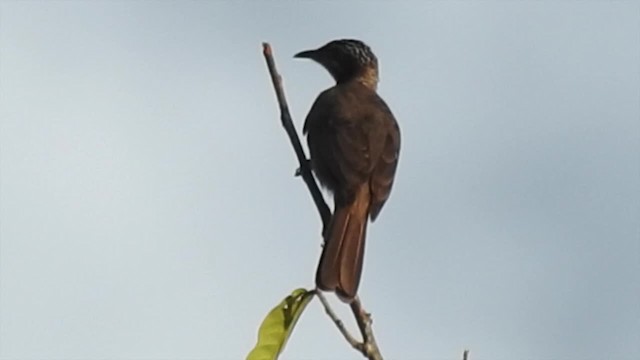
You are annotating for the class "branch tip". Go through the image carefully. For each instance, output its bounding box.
[262,42,271,55]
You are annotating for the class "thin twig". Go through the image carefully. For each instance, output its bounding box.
[315,291,363,352]
[350,297,383,360]
[262,43,331,227]
[262,42,384,360]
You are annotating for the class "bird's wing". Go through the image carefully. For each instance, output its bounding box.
[304,86,399,212]
[368,100,400,221]
[303,88,370,202]
[331,118,372,193]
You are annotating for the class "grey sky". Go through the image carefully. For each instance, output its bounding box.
[1,1,638,360]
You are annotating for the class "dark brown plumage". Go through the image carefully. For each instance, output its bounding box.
[295,39,401,302]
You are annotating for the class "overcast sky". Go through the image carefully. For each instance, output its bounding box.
[1,1,639,360]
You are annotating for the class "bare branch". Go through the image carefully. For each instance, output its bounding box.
[315,291,363,352]
[350,297,383,360]
[262,41,384,360]
[262,43,331,227]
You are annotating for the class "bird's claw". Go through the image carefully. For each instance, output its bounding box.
[294,159,312,177]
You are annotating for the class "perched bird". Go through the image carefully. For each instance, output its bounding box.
[295,39,401,302]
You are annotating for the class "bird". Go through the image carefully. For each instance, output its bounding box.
[295,39,401,302]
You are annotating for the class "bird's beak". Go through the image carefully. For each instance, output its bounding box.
[294,49,317,59]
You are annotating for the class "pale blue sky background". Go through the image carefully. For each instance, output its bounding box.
[1,1,639,360]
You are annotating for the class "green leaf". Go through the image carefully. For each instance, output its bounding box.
[246,288,315,360]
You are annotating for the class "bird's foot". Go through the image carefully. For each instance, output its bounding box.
[294,159,312,177]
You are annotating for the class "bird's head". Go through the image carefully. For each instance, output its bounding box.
[295,39,379,89]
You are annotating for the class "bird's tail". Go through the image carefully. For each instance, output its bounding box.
[315,185,370,302]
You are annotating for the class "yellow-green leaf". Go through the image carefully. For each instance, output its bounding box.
[246,288,315,360]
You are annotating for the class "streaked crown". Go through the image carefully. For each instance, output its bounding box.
[295,39,379,89]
